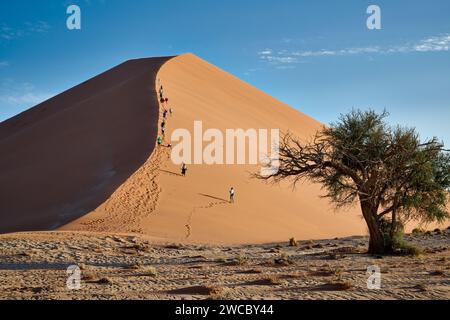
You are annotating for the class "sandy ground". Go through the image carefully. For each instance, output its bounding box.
[0,228,448,300]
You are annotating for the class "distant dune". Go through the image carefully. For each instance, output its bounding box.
[0,53,366,244]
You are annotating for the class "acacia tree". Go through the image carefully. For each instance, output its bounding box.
[258,110,450,254]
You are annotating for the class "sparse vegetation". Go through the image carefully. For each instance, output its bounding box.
[231,252,249,266]
[96,277,114,285]
[273,252,293,266]
[257,109,450,254]
[412,228,426,235]
[216,257,227,263]
[239,268,263,274]
[325,281,353,291]
[0,232,448,300]
[82,271,98,281]
[309,265,343,279]
[289,237,298,247]
[251,275,287,286]
[128,263,157,275]
[168,285,224,296]
[78,263,87,270]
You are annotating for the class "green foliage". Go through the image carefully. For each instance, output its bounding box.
[379,218,404,251]
[412,228,426,235]
[380,218,423,256]
[260,109,450,254]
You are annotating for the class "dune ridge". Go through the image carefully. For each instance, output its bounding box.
[0,56,172,233]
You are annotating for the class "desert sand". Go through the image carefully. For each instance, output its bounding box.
[0,229,448,300]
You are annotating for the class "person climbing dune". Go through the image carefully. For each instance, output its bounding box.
[157,136,162,146]
[229,187,235,203]
[181,163,188,177]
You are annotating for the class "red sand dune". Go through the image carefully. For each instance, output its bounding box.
[0,53,367,243]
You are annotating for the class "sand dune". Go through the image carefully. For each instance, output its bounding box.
[0,57,172,233]
[1,53,366,243]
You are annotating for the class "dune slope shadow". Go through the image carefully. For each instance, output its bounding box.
[0,56,174,233]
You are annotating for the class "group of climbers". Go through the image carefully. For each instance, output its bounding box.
[156,81,236,204]
[157,84,173,147]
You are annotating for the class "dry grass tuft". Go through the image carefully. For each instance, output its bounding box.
[324,281,353,291]
[82,271,98,281]
[289,238,298,247]
[248,275,287,286]
[168,285,224,296]
[96,277,114,285]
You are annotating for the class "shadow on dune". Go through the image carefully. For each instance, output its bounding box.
[0,56,174,234]
[159,169,184,177]
[198,193,229,203]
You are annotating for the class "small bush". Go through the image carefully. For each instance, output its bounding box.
[289,238,298,247]
[326,281,353,291]
[234,252,248,265]
[251,275,286,286]
[380,219,423,256]
[82,271,97,281]
[128,263,157,275]
[96,277,113,285]
[403,244,424,257]
[412,228,425,235]
[78,263,87,270]
[273,252,293,266]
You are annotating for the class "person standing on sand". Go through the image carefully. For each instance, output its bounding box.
[169,107,173,117]
[159,85,164,100]
[163,109,168,119]
[181,163,188,177]
[229,187,235,203]
[157,136,162,146]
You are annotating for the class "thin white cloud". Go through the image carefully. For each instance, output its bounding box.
[24,21,51,33]
[0,81,53,107]
[258,49,273,55]
[260,55,298,64]
[259,33,450,67]
[413,34,450,52]
[2,92,52,105]
[0,61,9,68]
[1,21,51,41]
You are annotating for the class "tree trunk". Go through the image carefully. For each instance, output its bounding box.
[360,201,385,254]
[390,207,397,242]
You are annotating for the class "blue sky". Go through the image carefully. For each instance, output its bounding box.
[1,0,449,143]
